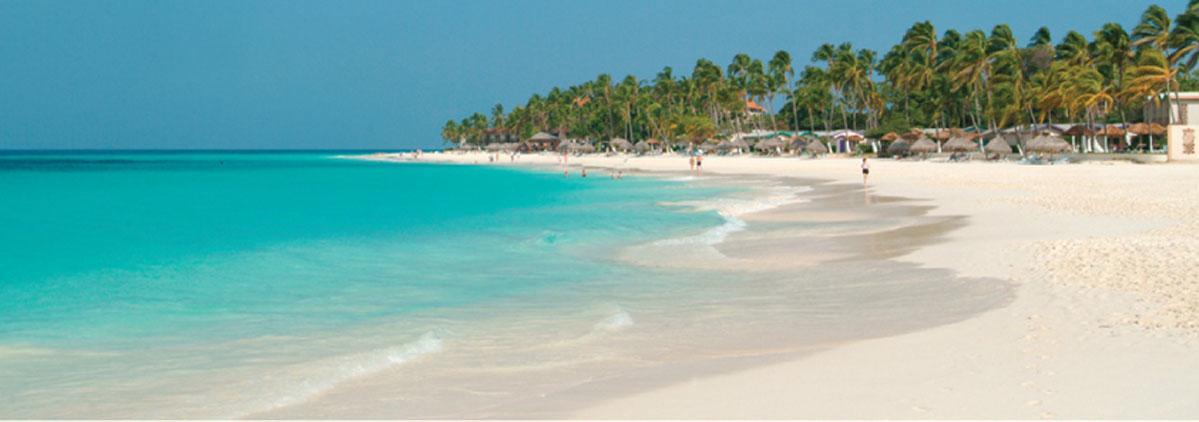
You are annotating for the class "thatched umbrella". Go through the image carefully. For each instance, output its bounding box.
[902,128,925,140]
[485,143,503,152]
[634,140,653,152]
[1098,125,1122,136]
[755,137,785,154]
[787,139,807,153]
[886,139,910,156]
[943,136,977,153]
[731,138,750,151]
[910,137,938,155]
[985,136,1013,158]
[1027,134,1072,155]
[881,132,900,142]
[1128,122,1168,152]
[1095,125,1126,152]
[1126,122,1151,135]
[699,140,719,152]
[501,142,520,151]
[804,139,829,155]
[609,138,633,152]
[1063,125,1093,137]
[933,129,952,141]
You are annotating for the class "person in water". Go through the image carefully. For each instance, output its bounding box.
[861,157,870,186]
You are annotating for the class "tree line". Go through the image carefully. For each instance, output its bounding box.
[443,2,1199,146]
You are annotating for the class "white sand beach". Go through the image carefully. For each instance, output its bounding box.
[368,151,1199,419]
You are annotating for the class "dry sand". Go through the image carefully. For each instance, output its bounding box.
[367,151,1199,419]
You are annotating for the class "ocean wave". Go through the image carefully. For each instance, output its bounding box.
[593,309,634,332]
[657,185,810,247]
[230,331,442,417]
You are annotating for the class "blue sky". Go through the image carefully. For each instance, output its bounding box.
[0,0,1177,150]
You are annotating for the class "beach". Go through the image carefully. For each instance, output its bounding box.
[369,151,1199,419]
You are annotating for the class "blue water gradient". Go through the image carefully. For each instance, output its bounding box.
[0,152,723,349]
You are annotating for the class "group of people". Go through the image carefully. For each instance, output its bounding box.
[557,151,624,180]
[488,151,520,163]
[537,148,871,186]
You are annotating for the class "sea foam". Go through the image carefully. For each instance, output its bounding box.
[657,185,810,247]
[229,331,443,418]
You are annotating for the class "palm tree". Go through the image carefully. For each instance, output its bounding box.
[1094,23,1134,136]
[490,104,505,130]
[1068,65,1114,152]
[1056,31,1092,66]
[441,120,461,146]
[768,50,793,129]
[946,30,993,131]
[1125,48,1177,150]
[447,5,1194,155]
[1030,27,1053,48]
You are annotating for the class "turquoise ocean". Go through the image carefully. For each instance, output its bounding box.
[0,151,1009,418]
[0,151,727,417]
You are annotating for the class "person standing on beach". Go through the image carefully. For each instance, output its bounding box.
[689,155,696,173]
[861,157,870,186]
[696,150,704,176]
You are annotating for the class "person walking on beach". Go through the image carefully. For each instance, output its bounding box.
[861,157,870,186]
[689,155,696,173]
[695,150,704,176]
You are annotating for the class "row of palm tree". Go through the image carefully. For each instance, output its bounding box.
[443,2,1199,149]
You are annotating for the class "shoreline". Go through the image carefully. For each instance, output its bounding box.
[361,151,1199,418]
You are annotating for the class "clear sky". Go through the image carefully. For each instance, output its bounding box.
[0,0,1177,150]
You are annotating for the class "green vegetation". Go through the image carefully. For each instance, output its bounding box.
[443,2,1199,146]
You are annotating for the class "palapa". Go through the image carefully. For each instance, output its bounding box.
[903,128,925,140]
[804,140,829,154]
[609,138,633,151]
[909,137,938,154]
[942,136,977,153]
[1097,125,1125,137]
[1027,134,1072,154]
[755,138,785,151]
[985,136,1013,156]
[1063,125,1094,137]
[886,139,910,155]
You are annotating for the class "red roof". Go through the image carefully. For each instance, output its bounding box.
[746,100,765,112]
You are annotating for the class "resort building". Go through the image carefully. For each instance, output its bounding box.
[1144,92,1199,125]
[523,132,560,151]
[746,100,765,116]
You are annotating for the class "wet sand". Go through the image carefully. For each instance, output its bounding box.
[360,151,1199,419]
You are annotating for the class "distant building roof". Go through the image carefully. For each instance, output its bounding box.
[746,100,765,112]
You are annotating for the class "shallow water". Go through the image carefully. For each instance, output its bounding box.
[0,153,1013,418]
[0,152,722,417]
